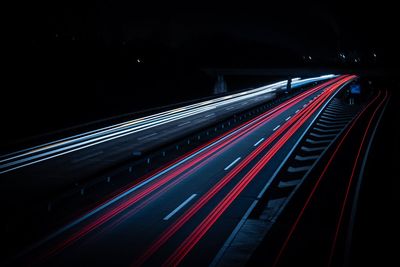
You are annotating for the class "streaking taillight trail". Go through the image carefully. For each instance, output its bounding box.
[27,76,347,266]
[133,76,355,266]
[327,90,389,266]
[271,90,386,267]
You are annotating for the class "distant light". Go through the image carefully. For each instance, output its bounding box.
[137,59,141,63]
[354,59,358,63]
[308,56,312,60]
[373,53,377,57]
[55,33,58,38]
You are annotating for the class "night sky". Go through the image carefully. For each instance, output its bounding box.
[2,2,398,147]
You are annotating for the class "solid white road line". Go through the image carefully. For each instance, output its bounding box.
[163,194,197,221]
[253,138,265,147]
[205,113,215,118]
[224,157,242,171]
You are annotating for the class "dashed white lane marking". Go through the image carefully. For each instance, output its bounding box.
[178,121,191,127]
[253,138,264,147]
[224,157,242,171]
[163,194,197,220]
[137,133,157,140]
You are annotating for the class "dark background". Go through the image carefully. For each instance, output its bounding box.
[2,2,398,265]
[3,2,399,145]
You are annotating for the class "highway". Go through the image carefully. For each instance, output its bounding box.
[0,76,333,175]
[0,76,334,214]
[12,75,357,266]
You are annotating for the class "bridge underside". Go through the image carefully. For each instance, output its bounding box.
[204,68,398,77]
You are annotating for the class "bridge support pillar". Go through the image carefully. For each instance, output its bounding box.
[214,75,227,94]
[287,77,292,91]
